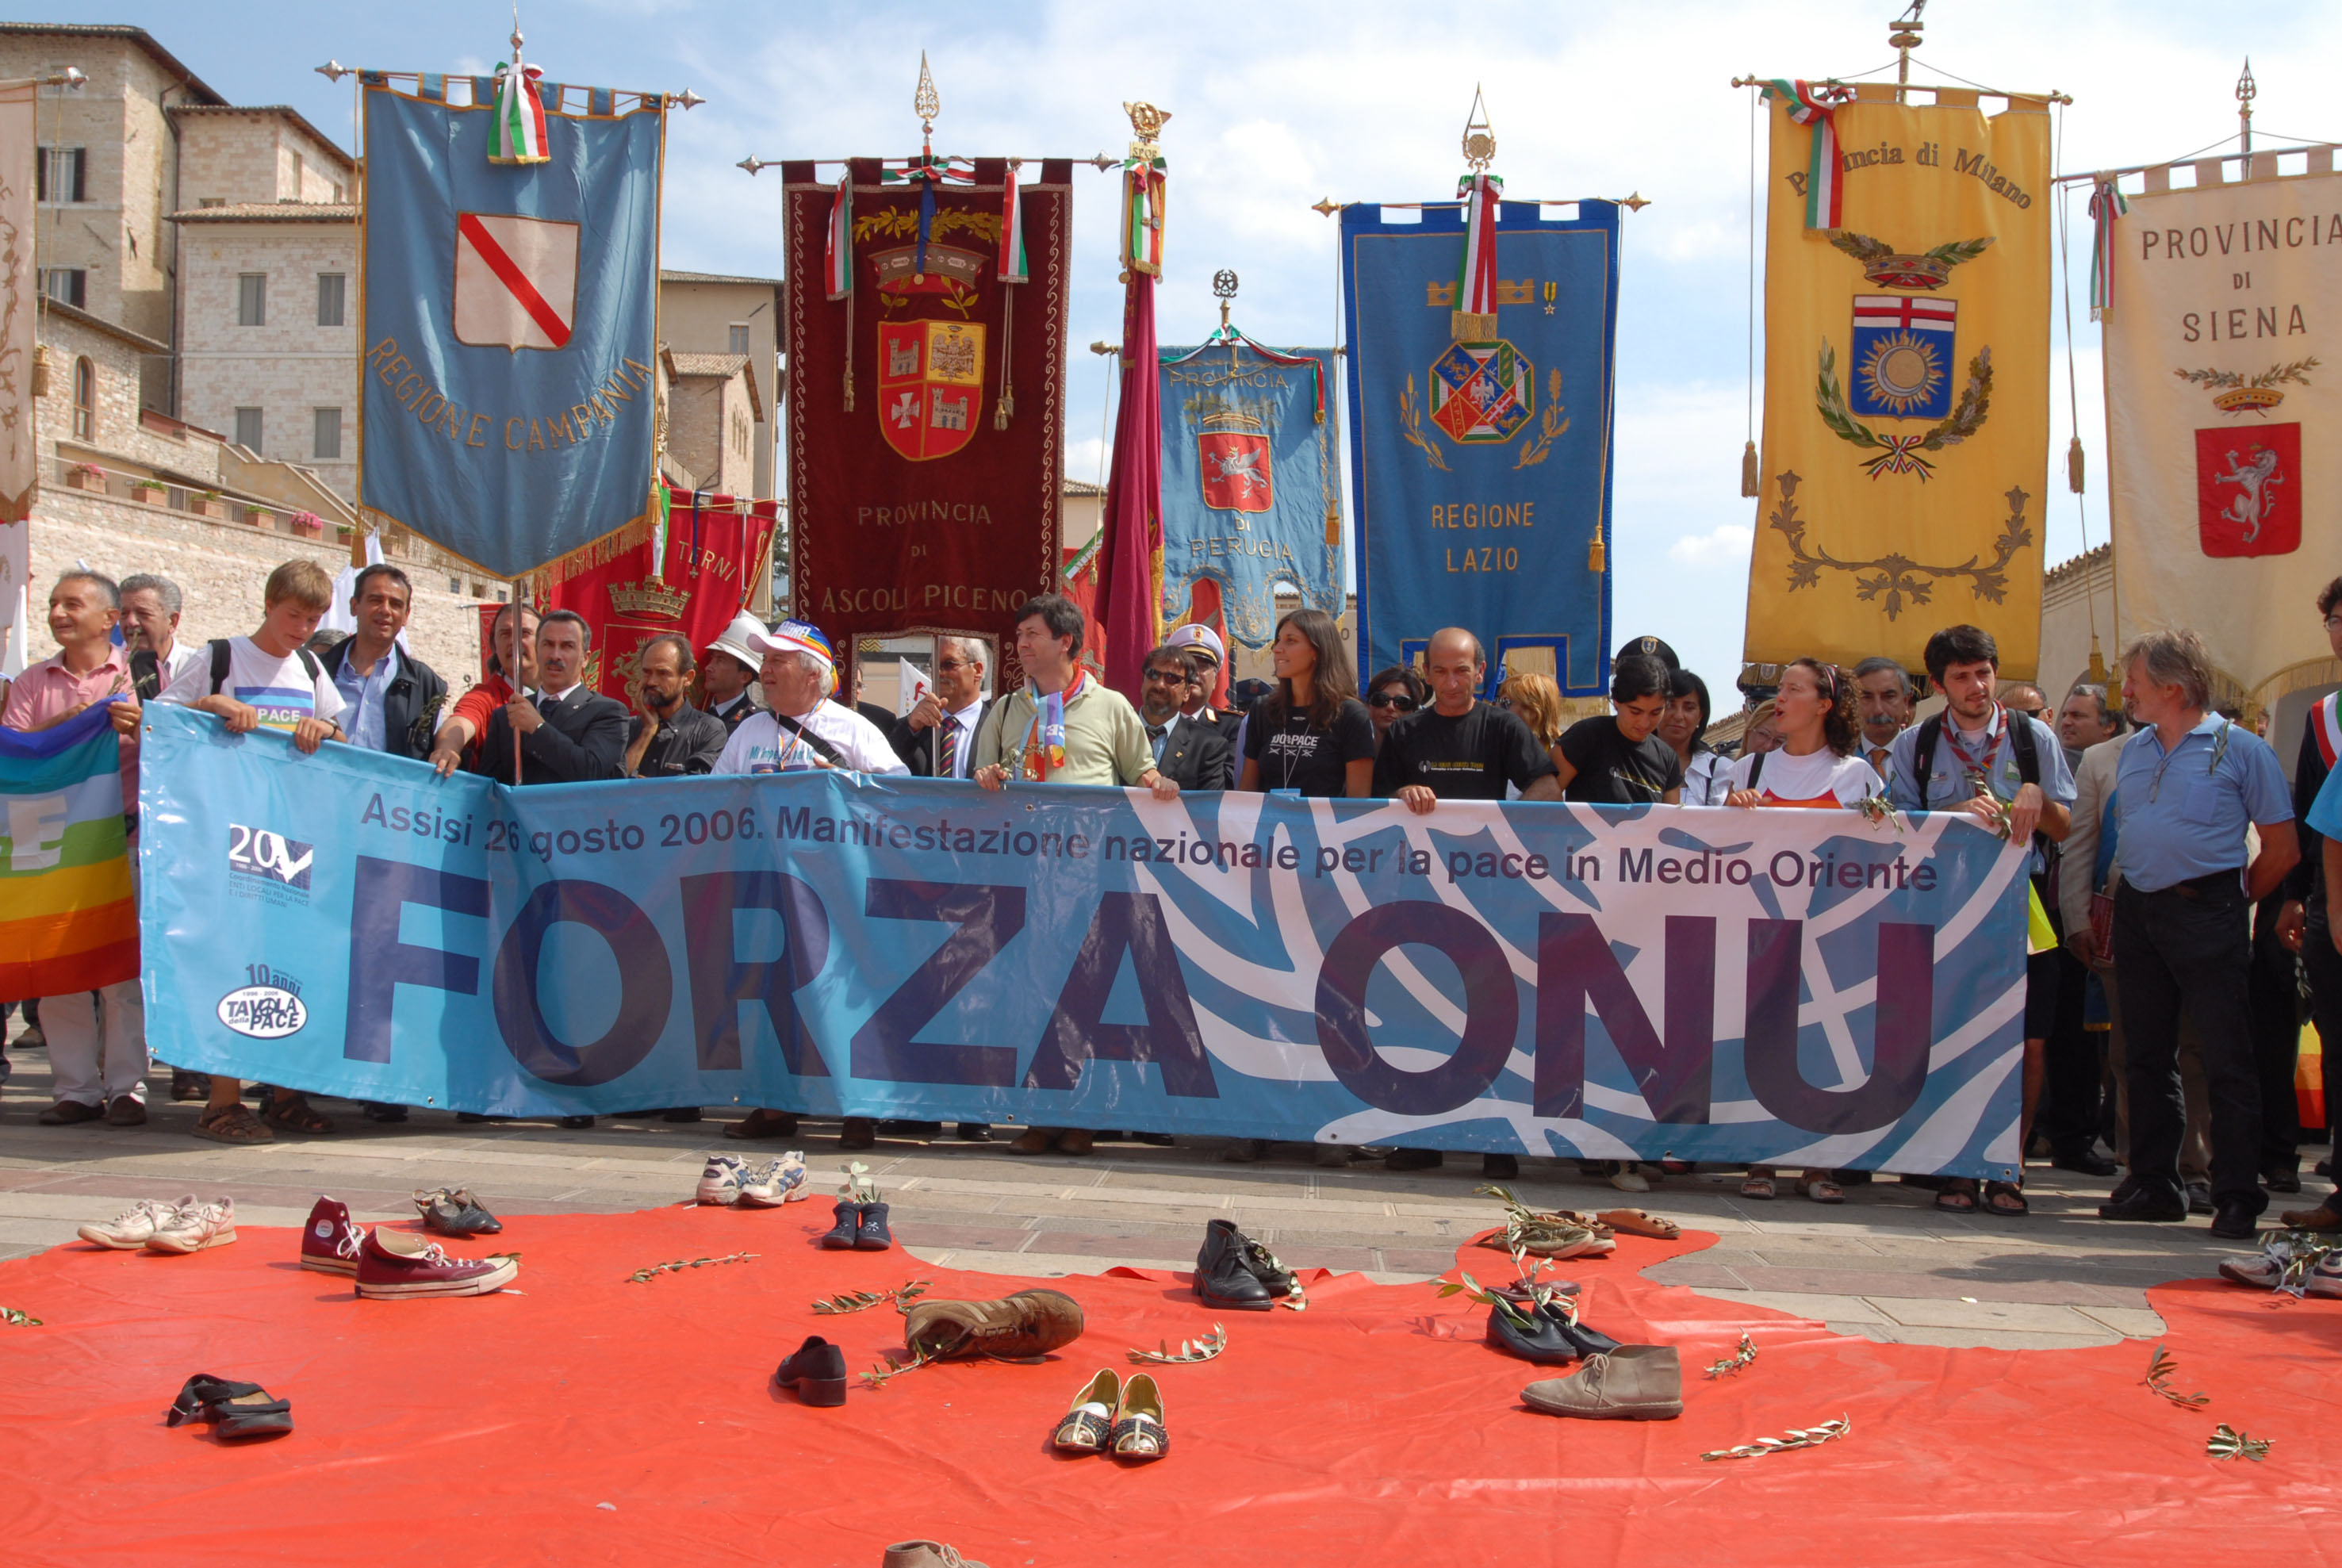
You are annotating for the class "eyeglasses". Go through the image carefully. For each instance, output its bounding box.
[1143,667,1188,684]
[936,658,978,673]
[1368,692,1418,711]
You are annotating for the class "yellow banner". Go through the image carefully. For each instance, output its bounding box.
[1744,89,2051,680]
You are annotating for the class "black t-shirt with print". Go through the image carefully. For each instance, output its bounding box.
[1558,715,1685,804]
[1244,696,1377,797]
[1371,700,1558,801]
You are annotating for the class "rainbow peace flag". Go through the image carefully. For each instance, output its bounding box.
[1,703,138,999]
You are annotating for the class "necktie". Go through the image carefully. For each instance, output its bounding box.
[1869,747,1888,773]
[938,715,960,778]
[1148,723,1169,765]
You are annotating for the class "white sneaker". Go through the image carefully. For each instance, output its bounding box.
[78,1195,189,1250]
[737,1151,809,1208]
[2306,1256,2342,1299]
[696,1154,746,1206]
[145,1197,237,1255]
[2219,1254,2282,1289]
[1609,1164,1652,1194]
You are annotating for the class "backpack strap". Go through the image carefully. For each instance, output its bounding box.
[1747,749,1765,790]
[1911,715,1944,809]
[207,638,231,696]
[2008,707,2040,786]
[297,646,321,682]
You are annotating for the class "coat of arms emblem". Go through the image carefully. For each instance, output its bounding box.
[876,320,986,462]
[1197,419,1272,512]
[2196,424,2299,558]
[453,211,579,352]
[1428,339,1535,444]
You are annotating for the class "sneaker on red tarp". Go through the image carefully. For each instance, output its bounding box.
[355,1226,519,1299]
[301,1196,365,1276]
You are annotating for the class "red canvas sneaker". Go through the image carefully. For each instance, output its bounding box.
[301,1196,365,1275]
[355,1227,519,1300]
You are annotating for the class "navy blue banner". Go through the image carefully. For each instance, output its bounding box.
[1341,199,1619,694]
[358,79,663,577]
[136,704,2028,1177]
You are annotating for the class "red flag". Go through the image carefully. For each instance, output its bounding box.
[1093,268,1163,700]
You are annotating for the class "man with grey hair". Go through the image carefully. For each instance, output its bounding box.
[2057,683,2122,769]
[119,573,200,700]
[2099,627,2298,1237]
[892,634,990,778]
[1852,656,1915,779]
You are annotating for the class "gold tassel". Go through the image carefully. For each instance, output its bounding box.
[1741,440,1760,498]
[2067,435,2086,495]
[1587,522,1605,573]
[30,343,50,397]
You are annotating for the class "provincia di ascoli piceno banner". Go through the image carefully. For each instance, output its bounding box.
[137,706,2031,1178]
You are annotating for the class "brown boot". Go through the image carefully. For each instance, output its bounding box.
[881,1543,988,1568]
[1008,1128,1057,1155]
[1520,1345,1683,1420]
[903,1288,1084,1360]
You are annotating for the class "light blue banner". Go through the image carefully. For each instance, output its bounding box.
[1156,341,1343,647]
[1342,199,1619,695]
[358,78,662,577]
[137,704,2029,1177]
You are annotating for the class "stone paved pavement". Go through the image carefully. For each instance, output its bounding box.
[0,1023,2297,1351]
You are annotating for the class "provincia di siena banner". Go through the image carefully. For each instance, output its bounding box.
[136,704,2030,1178]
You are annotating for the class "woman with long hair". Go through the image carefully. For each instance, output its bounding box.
[1723,657,1884,1205]
[1239,607,1374,798]
[1661,668,1729,805]
[1364,664,1428,748]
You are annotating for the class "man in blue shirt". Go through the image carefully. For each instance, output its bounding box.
[322,564,446,762]
[1887,624,2075,1217]
[2098,629,2297,1237]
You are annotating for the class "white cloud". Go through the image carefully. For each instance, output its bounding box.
[1669,523,1755,566]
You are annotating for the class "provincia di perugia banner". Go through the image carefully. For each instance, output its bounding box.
[138,705,2029,1178]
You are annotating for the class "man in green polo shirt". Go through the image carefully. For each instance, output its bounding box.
[975,593,1179,1156]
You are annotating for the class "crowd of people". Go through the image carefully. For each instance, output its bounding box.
[4,556,2337,1242]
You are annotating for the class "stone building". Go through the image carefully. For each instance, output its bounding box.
[657,270,781,499]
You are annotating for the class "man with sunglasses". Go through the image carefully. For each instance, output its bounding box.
[1166,623,1243,751]
[1365,665,1429,747]
[893,635,991,779]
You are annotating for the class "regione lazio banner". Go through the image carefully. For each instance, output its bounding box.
[1343,199,1619,696]
[358,72,664,577]
[1158,339,1343,646]
[1744,85,2051,680]
[539,485,780,703]
[2104,169,2342,702]
[783,159,1071,687]
[137,703,2029,1178]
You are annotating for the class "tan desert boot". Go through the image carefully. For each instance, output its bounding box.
[1520,1345,1683,1420]
[902,1288,1084,1359]
[880,1542,988,1568]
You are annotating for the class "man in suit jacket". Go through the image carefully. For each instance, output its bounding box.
[1140,643,1233,791]
[470,609,628,786]
[892,634,992,779]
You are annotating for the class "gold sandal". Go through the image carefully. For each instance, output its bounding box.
[1052,1370,1120,1453]
[1110,1373,1168,1462]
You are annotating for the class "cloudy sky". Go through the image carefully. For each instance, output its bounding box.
[44,0,2342,688]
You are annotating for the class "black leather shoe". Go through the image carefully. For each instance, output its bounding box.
[2098,1187,2186,1222]
[1194,1219,1274,1310]
[774,1335,848,1405]
[2187,1181,2215,1216]
[1485,1300,1585,1365]
[661,1107,703,1123]
[1384,1148,1443,1171]
[2052,1150,2119,1177]
[1196,1217,1293,1306]
[416,1186,503,1236]
[818,1200,864,1250]
[854,1201,894,1251]
[2264,1168,2303,1195]
[838,1117,876,1151]
[2210,1200,2260,1241]
[362,1102,409,1124]
[956,1123,992,1142]
[1481,1152,1520,1179]
[557,1115,594,1129]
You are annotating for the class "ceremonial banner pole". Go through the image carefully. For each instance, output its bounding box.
[1094,102,1171,700]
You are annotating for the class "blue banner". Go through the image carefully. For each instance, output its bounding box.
[137,703,2028,1178]
[1157,340,1343,646]
[358,77,662,577]
[1341,199,1619,694]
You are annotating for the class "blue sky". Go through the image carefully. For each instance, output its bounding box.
[37,0,2342,688]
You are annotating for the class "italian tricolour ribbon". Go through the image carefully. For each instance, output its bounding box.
[489,57,549,166]
[999,161,1029,283]
[1022,666,1087,780]
[1764,79,1854,228]
[2087,178,2129,320]
[1454,172,1504,318]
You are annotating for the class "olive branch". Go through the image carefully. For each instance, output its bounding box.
[1512,370,1569,469]
[2142,1344,2210,1409]
[1701,1415,1851,1462]
[1705,1333,1758,1378]
[1127,1325,1228,1365]
[1815,340,1994,479]
[626,1251,756,1284]
[1397,377,1451,472]
[2174,356,2319,391]
[1,1306,40,1327]
[813,1280,932,1316]
[2209,1424,2271,1461]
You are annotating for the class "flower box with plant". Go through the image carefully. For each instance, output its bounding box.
[247,507,276,531]
[131,481,167,505]
[289,510,324,538]
[192,491,229,520]
[67,462,108,493]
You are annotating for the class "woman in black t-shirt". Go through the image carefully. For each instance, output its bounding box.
[1240,608,1374,798]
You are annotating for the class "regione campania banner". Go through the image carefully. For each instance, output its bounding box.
[1158,340,1343,646]
[784,159,1071,687]
[358,71,664,577]
[2103,168,2342,702]
[136,703,2028,1178]
[1744,84,2051,680]
[1343,198,1619,696]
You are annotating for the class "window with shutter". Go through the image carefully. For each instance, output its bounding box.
[238,274,266,327]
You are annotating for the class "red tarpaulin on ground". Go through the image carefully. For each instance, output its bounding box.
[1,1205,2334,1566]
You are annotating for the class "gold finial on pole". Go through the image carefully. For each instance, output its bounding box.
[1889,1,1926,104]
[1461,85,1496,171]
[1213,269,1237,332]
[511,2,524,61]
[1124,100,1171,160]
[914,51,941,138]
[2237,58,2256,158]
